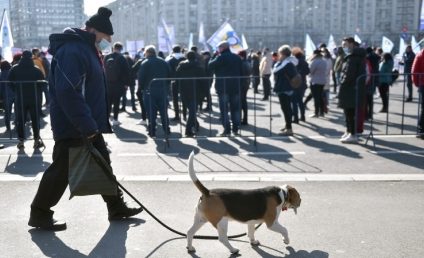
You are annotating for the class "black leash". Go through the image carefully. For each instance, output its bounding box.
[86,142,263,239]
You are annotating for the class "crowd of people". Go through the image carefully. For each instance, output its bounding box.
[0,6,419,232]
[1,17,424,147]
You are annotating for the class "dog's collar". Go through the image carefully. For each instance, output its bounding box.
[281,188,287,202]
[280,187,288,211]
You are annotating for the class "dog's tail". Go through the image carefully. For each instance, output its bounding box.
[188,151,209,196]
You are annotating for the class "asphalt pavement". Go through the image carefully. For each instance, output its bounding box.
[0,84,423,258]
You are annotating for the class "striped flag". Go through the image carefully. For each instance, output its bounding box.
[207,21,243,53]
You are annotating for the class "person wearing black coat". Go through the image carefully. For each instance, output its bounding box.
[291,48,310,123]
[8,50,45,149]
[122,52,137,111]
[238,50,252,125]
[208,41,243,136]
[176,51,207,137]
[402,45,416,102]
[103,42,130,125]
[0,61,14,133]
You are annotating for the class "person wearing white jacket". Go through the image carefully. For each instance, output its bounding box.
[309,50,328,117]
[259,48,273,100]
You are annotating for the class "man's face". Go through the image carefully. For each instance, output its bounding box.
[87,27,112,44]
[342,41,352,50]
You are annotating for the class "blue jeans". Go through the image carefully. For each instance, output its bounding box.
[218,93,240,133]
[143,91,169,136]
[291,88,306,120]
[184,99,197,135]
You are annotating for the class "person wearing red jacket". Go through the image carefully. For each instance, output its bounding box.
[411,49,424,139]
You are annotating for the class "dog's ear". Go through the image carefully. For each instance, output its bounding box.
[287,186,301,214]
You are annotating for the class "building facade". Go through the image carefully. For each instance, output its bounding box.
[9,0,85,49]
[108,0,422,52]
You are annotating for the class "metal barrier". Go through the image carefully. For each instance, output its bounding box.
[0,80,47,142]
[353,73,423,147]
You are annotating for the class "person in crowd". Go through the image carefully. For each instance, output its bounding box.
[138,45,171,137]
[8,50,45,149]
[238,50,252,125]
[28,7,143,231]
[175,51,207,137]
[104,42,130,125]
[308,49,328,118]
[402,45,416,102]
[208,41,242,136]
[251,51,261,94]
[291,47,310,123]
[411,47,424,139]
[378,53,394,113]
[166,45,186,121]
[132,55,148,125]
[158,51,165,59]
[0,61,14,133]
[32,48,46,78]
[272,44,298,136]
[199,51,213,112]
[39,51,51,108]
[322,48,333,114]
[121,51,137,112]
[259,48,272,101]
[338,37,366,144]
[32,48,49,117]
[365,47,380,120]
[333,47,345,94]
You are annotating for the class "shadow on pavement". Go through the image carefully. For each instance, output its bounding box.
[5,148,51,176]
[29,218,145,257]
[144,237,187,258]
[363,138,424,170]
[295,134,362,159]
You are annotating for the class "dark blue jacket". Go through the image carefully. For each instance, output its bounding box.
[273,60,297,94]
[0,70,14,105]
[48,28,112,140]
[208,49,242,95]
[137,55,171,94]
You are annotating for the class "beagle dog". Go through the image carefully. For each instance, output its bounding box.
[186,152,301,254]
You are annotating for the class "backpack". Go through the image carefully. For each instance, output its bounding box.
[105,54,120,82]
[285,71,302,89]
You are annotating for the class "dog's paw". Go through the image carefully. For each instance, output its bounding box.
[250,240,260,246]
[230,248,240,254]
[186,246,196,253]
[283,237,290,245]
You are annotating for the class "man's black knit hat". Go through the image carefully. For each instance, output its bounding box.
[85,7,114,35]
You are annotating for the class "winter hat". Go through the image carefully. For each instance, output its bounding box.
[22,50,32,59]
[85,7,114,35]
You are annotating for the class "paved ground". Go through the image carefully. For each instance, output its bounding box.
[0,81,423,257]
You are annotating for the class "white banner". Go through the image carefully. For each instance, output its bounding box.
[0,10,14,62]
[382,36,394,53]
[158,25,174,53]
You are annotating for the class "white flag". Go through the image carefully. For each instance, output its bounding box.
[412,36,420,54]
[188,33,193,50]
[160,18,174,53]
[305,33,316,59]
[354,34,362,44]
[398,37,406,56]
[382,36,394,53]
[207,21,243,53]
[327,34,337,52]
[0,10,14,62]
[241,34,248,50]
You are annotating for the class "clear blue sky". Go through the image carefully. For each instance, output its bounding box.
[84,0,115,15]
